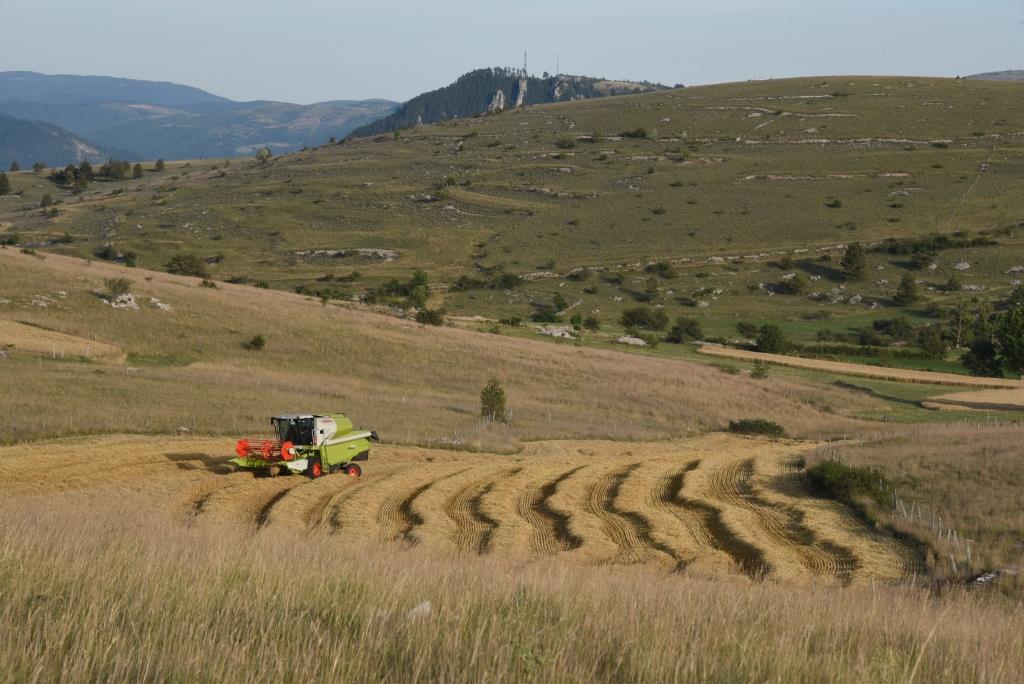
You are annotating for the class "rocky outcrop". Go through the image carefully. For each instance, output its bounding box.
[513,78,528,107]
[487,89,507,113]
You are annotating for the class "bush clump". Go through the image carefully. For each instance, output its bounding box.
[165,254,210,278]
[242,334,266,351]
[805,460,889,510]
[727,419,786,438]
[415,308,446,326]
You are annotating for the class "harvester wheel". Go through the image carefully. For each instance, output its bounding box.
[345,464,362,478]
[306,458,323,480]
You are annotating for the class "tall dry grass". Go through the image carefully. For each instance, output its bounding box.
[0,498,1021,683]
[0,251,877,445]
[809,422,1024,581]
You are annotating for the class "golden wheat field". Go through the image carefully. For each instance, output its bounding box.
[0,433,917,586]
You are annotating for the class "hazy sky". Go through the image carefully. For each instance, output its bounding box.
[2,1,1022,103]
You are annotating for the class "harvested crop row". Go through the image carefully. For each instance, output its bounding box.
[0,433,917,586]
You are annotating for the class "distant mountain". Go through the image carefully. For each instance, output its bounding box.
[0,111,109,169]
[0,72,397,161]
[967,70,1024,82]
[0,71,229,106]
[348,67,668,138]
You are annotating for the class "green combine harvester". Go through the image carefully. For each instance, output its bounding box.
[231,413,378,479]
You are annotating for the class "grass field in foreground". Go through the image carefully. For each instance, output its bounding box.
[0,500,1020,683]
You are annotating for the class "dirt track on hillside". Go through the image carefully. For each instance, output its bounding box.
[0,433,920,586]
[698,344,1023,389]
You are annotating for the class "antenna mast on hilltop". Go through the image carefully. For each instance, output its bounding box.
[523,49,528,76]
[556,51,559,76]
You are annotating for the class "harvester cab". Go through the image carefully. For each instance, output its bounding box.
[232,413,378,479]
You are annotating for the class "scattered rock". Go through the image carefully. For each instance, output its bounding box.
[106,293,140,310]
[406,601,433,620]
[954,261,971,271]
[537,326,575,340]
[149,297,171,311]
[294,248,399,261]
[848,294,863,305]
[616,335,647,347]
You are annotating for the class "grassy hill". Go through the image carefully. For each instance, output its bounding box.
[3,75,1024,364]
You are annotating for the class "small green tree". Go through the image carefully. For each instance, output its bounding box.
[9,161,19,172]
[894,274,919,306]
[756,324,789,353]
[0,172,10,195]
[132,163,143,178]
[32,162,46,174]
[39,193,53,208]
[255,147,272,164]
[480,378,507,422]
[155,159,166,172]
[553,292,568,311]
[79,160,94,180]
[840,242,866,280]
[996,306,1024,375]
[916,326,947,360]
[582,315,600,331]
[666,316,703,343]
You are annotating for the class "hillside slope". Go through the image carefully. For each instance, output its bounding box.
[349,67,665,138]
[4,75,1024,355]
[0,110,108,168]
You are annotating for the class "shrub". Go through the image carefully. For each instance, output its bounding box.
[621,306,669,331]
[552,292,568,311]
[666,316,703,343]
[805,460,889,511]
[582,316,600,331]
[736,322,759,338]
[103,277,132,298]
[645,261,676,279]
[415,308,446,326]
[165,254,210,278]
[751,361,769,379]
[825,198,843,208]
[494,273,522,289]
[242,334,266,351]
[620,128,648,139]
[756,324,789,353]
[200,278,218,289]
[40,193,53,209]
[480,378,507,422]
[893,274,919,306]
[727,419,786,438]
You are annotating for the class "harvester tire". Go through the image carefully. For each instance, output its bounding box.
[306,458,323,480]
[345,464,362,478]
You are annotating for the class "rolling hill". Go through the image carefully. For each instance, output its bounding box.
[5,75,1023,358]
[0,71,396,161]
[349,67,667,138]
[0,110,109,169]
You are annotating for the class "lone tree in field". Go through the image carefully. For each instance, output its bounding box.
[9,161,19,172]
[132,163,143,179]
[756,324,790,354]
[840,242,867,280]
[155,159,166,172]
[40,193,53,208]
[0,172,9,195]
[255,147,273,164]
[32,161,46,173]
[480,378,507,422]
[894,273,919,306]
